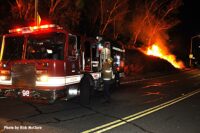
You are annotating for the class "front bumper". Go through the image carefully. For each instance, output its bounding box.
[0,86,67,103]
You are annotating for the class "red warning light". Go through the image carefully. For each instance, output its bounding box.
[9,24,62,34]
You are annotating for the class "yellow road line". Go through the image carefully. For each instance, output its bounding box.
[83,97,179,133]
[82,89,200,133]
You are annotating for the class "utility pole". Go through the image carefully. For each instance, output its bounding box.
[35,0,39,26]
[100,0,103,35]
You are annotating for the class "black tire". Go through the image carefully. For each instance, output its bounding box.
[80,76,93,105]
[48,98,56,104]
[0,90,3,97]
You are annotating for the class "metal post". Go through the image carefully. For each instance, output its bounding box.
[189,37,193,67]
[189,35,200,67]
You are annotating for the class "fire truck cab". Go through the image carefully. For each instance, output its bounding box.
[0,24,125,104]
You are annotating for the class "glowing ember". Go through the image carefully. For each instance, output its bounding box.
[146,44,184,69]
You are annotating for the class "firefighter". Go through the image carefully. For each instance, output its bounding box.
[102,57,113,103]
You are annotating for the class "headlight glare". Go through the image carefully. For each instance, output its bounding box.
[0,75,10,81]
[38,75,48,82]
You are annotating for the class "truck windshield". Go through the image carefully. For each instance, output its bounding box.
[2,36,24,60]
[26,32,65,60]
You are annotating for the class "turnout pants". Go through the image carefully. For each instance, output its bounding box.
[103,80,112,101]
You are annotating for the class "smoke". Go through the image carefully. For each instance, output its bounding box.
[128,0,185,68]
[130,0,182,48]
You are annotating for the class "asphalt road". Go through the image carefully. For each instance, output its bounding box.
[0,69,200,133]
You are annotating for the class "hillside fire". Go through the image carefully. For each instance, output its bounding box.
[144,43,184,69]
[129,0,184,69]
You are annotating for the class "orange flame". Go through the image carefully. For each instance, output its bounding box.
[146,44,184,69]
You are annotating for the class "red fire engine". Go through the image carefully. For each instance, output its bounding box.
[0,24,125,104]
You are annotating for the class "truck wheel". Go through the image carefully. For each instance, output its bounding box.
[0,89,3,97]
[48,98,56,104]
[80,75,93,105]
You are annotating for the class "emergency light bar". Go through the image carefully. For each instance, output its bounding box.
[9,24,62,34]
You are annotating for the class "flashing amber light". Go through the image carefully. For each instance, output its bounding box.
[0,70,10,75]
[40,25,50,29]
[16,28,22,32]
[31,26,38,30]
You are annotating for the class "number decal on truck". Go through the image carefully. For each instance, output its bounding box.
[22,90,30,97]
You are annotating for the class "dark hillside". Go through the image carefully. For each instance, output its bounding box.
[124,48,178,76]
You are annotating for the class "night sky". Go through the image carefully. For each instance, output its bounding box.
[0,0,199,63]
[0,1,199,37]
[170,0,200,62]
[180,0,200,35]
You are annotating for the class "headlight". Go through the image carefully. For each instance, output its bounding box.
[37,75,48,82]
[0,75,10,81]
